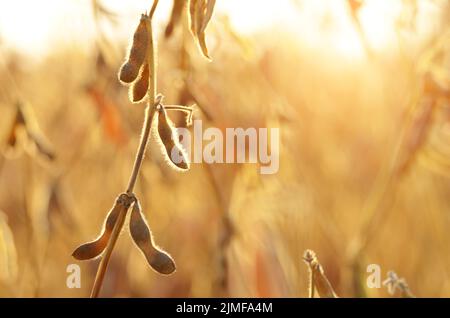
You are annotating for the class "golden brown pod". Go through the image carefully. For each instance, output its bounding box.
[156,107,190,171]
[130,63,150,103]
[72,196,122,260]
[118,14,149,84]
[197,32,210,60]
[188,0,215,59]
[189,0,198,35]
[200,0,215,33]
[129,200,176,275]
[197,0,215,59]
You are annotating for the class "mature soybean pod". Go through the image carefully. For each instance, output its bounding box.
[130,63,150,103]
[118,14,149,84]
[197,0,215,59]
[201,0,216,33]
[156,107,190,171]
[129,200,176,275]
[72,197,122,260]
[189,0,198,36]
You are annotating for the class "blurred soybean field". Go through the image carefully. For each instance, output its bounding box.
[0,0,449,297]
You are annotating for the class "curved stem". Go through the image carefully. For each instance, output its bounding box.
[163,105,194,112]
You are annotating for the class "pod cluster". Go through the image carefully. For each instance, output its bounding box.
[188,0,216,60]
[72,193,176,275]
[164,0,216,60]
[118,14,152,103]
[72,11,196,277]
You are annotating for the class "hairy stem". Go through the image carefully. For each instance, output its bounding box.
[164,105,194,125]
[90,2,159,298]
[163,105,194,113]
[149,0,159,19]
[90,198,129,298]
[308,270,315,298]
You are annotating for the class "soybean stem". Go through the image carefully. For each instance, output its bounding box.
[90,0,159,298]
[90,202,128,298]
[149,0,159,19]
[163,105,193,113]
[126,8,158,194]
[309,270,315,298]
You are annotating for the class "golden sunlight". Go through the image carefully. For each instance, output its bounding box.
[221,0,422,59]
[288,0,404,58]
[0,0,421,59]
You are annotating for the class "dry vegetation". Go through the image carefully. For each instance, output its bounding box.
[0,0,449,297]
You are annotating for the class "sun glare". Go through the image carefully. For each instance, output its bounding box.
[220,0,408,59]
[290,0,404,59]
[0,0,435,60]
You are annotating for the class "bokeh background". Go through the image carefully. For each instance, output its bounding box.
[0,0,449,297]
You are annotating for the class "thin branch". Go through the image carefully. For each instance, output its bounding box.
[90,194,135,298]
[149,0,159,19]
